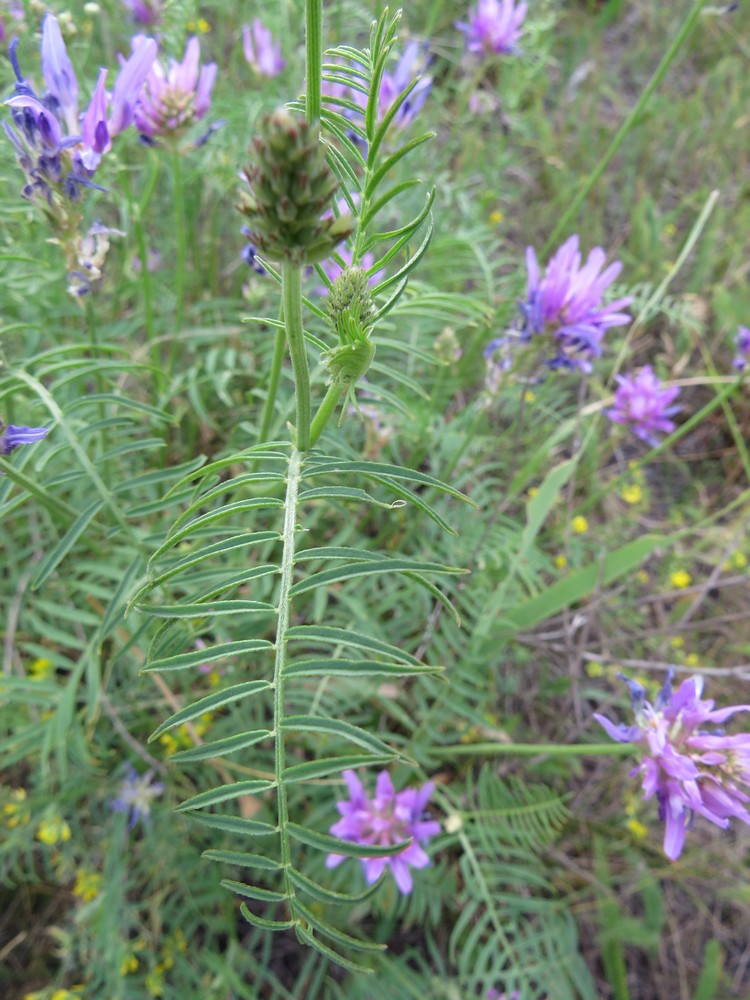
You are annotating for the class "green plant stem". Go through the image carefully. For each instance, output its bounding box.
[309,382,344,447]
[169,146,187,380]
[546,0,709,251]
[273,447,303,907]
[437,741,634,757]
[132,154,163,395]
[282,263,311,451]
[258,309,287,446]
[305,0,323,123]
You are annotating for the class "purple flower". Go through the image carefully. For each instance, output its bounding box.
[1,423,48,456]
[607,366,681,446]
[325,770,441,894]
[40,13,79,134]
[318,247,384,289]
[134,36,217,141]
[457,0,528,56]
[242,20,285,78]
[732,325,750,371]
[121,0,162,26]
[110,765,164,829]
[520,235,632,372]
[347,43,431,130]
[595,672,750,860]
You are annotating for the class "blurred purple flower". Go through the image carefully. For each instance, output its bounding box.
[1,424,48,455]
[122,0,162,26]
[457,0,527,56]
[520,235,632,372]
[607,365,681,446]
[325,770,441,894]
[318,246,384,289]
[40,12,79,134]
[134,36,216,141]
[242,19,285,78]
[110,765,164,830]
[378,43,432,127]
[732,325,750,371]
[595,672,750,860]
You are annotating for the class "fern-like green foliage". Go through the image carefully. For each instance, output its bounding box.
[131,440,470,966]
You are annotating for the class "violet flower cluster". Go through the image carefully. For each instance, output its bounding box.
[4,15,156,196]
[242,19,285,78]
[133,36,216,142]
[326,770,441,894]
[110,765,164,830]
[457,0,528,57]
[607,365,681,446]
[1,423,48,456]
[595,672,750,860]
[732,325,750,371]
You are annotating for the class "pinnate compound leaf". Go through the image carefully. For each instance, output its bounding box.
[148,681,272,740]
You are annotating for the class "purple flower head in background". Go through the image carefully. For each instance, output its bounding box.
[348,43,431,130]
[122,0,162,27]
[457,0,528,57]
[242,19,285,78]
[595,672,750,860]
[326,770,441,894]
[607,366,681,446]
[134,36,216,141]
[732,325,750,371]
[3,17,156,194]
[110,765,164,829]
[1,423,48,456]
[520,235,632,372]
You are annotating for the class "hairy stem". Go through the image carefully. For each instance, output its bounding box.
[309,382,344,447]
[258,310,287,446]
[169,146,187,379]
[282,263,311,451]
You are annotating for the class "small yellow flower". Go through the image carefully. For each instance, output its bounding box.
[36,814,72,845]
[186,16,211,34]
[586,661,604,678]
[120,953,139,975]
[4,788,30,828]
[663,222,677,238]
[207,668,222,687]
[488,209,503,225]
[685,653,699,667]
[51,989,84,1000]
[571,515,588,534]
[731,551,748,569]
[636,570,649,584]
[669,636,684,649]
[554,554,567,569]
[627,818,647,839]
[159,733,179,756]
[29,657,53,681]
[73,868,102,902]
[670,570,692,589]
[621,483,642,505]
[526,486,539,500]
[524,390,535,403]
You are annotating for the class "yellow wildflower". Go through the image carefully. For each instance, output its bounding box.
[186,16,211,34]
[571,515,588,534]
[73,868,102,902]
[36,814,72,845]
[159,733,179,756]
[526,486,539,500]
[663,222,677,238]
[627,818,647,839]
[670,570,692,589]
[585,661,604,678]
[524,390,535,402]
[488,209,503,225]
[685,653,699,667]
[29,657,53,680]
[731,551,747,569]
[636,570,649,584]
[4,788,30,828]
[554,554,567,569]
[120,954,139,975]
[669,637,684,649]
[621,483,642,505]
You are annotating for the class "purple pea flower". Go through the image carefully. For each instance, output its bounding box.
[732,325,750,371]
[520,235,633,372]
[607,366,681,446]
[325,770,441,894]
[110,765,164,829]
[40,13,79,134]
[378,43,432,127]
[134,36,217,141]
[595,672,750,860]
[457,0,528,56]
[121,0,162,26]
[1,424,48,455]
[242,19,285,78]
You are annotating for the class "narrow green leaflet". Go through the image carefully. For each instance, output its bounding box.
[142,639,274,673]
[148,680,272,740]
[176,779,275,812]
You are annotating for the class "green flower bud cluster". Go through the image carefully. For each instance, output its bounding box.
[324,267,376,387]
[238,108,354,265]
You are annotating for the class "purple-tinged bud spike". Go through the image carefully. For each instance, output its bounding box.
[41,14,79,135]
[80,68,110,171]
[108,35,157,137]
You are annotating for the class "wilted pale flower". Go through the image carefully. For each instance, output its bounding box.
[595,672,750,860]
[607,366,681,445]
[457,0,528,56]
[325,770,441,894]
[134,36,217,141]
[1,423,48,455]
[242,19,285,78]
[520,235,632,371]
[110,765,164,829]
[732,325,750,371]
